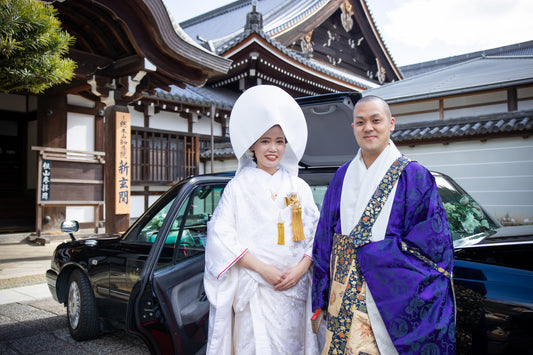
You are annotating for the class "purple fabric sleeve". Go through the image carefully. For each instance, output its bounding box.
[358,162,456,353]
[311,162,349,310]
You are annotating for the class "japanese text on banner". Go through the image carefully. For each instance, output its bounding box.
[115,112,131,214]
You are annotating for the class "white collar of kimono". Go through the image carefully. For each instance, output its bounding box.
[229,85,307,176]
[340,140,402,238]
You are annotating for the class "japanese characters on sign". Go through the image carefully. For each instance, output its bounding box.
[41,159,51,201]
[115,112,131,214]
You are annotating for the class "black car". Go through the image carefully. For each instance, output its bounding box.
[46,93,533,354]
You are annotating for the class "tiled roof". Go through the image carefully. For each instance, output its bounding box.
[199,111,533,159]
[392,110,533,144]
[200,142,234,159]
[180,0,380,90]
[180,0,327,49]
[400,40,533,78]
[151,85,240,109]
[365,56,533,103]
[216,29,379,90]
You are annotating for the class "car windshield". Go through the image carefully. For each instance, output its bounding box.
[434,174,500,247]
[303,171,500,249]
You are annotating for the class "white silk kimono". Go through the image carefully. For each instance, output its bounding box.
[204,166,320,355]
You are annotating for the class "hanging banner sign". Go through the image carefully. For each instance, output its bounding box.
[115,112,131,214]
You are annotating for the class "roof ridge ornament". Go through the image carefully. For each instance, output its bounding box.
[245,0,263,32]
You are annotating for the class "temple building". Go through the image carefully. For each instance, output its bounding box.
[3,0,529,232]
[0,0,400,233]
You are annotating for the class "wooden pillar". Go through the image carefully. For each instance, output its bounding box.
[104,104,130,233]
[37,94,67,233]
[507,87,518,112]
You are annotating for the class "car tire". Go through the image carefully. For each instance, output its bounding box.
[67,269,100,340]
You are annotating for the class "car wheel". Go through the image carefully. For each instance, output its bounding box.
[67,269,99,340]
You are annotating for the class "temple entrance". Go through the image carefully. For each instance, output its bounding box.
[0,112,36,233]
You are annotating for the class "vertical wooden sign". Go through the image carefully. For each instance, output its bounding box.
[40,159,52,201]
[115,112,131,214]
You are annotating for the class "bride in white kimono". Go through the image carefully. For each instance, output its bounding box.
[204,85,320,355]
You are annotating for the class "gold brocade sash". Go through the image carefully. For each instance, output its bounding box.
[325,156,410,355]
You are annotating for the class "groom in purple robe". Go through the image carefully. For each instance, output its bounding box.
[312,95,455,354]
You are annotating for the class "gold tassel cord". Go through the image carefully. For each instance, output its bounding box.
[286,193,305,242]
[277,211,285,245]
[277,221,285,245]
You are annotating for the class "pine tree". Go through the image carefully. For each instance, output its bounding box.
[0,0,76,94]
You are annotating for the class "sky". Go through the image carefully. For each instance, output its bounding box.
[170,0,533,66]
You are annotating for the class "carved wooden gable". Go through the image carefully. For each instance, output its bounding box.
[287,1,387,84]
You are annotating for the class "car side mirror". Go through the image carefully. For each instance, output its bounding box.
[61,220,80,233]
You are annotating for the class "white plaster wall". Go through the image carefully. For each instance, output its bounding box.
[394,111,439,124]
[444,91,506,108]
[391,100,439,115]
[149,111,188,131]
[130,108,144,127]
[444,103,508,119]
[517,85,533,109]
[67,94,95,108]
[517,86,533,99]
[518,100,533,110]
[399,136,533,223]
[130,193,167,218]
[517,100,533,111]
[391,91,519,122]
[67,112,95,151]
[443,91,508,119]
[192,116,222,136]
[200,159,238,175]
[66,112,95,222]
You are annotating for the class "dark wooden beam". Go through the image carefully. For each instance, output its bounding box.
[508,87,518,111]
[68,49,113,77]
[273,0,344,46]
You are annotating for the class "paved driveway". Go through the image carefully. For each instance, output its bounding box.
[0,298,148,354]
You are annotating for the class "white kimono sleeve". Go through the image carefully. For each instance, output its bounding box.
[295,177,319,259]
[205,178,248,280]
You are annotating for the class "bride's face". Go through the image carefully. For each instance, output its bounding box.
[250,125,286,175]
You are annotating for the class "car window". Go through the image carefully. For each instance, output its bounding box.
[136,195,190,244]
[310,185,328,211]
[435,175,500,247]
[306,174,500,248]
[173,184,225,261]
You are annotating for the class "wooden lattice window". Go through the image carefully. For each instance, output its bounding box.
[131,128,200,184]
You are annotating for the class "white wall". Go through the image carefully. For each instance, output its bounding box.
[130,194,162,218]
[444,103,507,119]
[518,86,533,110]
[400,136,533,223]
[67,94,95,108]
[201,159,238,175]
[65,112,95,222]
[391,90,517,123]
[395,111,440,124]
[130,108,144,127]
[193,116,223,136]
[149,110,189,131]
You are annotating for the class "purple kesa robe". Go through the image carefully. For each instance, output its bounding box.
[312,161,456,354]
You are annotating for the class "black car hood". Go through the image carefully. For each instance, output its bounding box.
[478,225,533,245]
[296,92,361,167]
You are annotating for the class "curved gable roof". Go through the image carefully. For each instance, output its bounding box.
[56,0,232,94]
[180,0,401,84]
